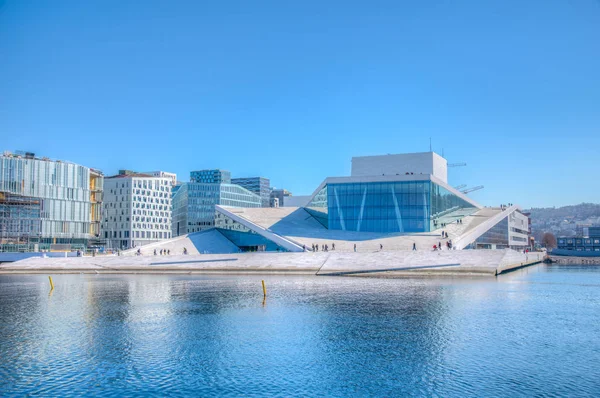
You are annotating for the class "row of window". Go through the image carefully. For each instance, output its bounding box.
[559,238,600,245]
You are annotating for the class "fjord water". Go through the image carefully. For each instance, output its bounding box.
[1,265,599,397]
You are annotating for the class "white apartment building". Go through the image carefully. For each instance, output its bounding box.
[102,171,173,250]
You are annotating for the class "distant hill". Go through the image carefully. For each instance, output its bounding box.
[525,203,600,241]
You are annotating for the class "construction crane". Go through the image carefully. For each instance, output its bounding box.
[448,162,467,167]
[461,186,484,194]
[454,184,466,190]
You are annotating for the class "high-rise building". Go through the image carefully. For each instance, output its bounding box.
[102,171,172,249]
[172,171,261,236]
[231,177,271,207]
[0,151,104,252]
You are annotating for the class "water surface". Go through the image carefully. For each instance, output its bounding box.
[1,265,599,397]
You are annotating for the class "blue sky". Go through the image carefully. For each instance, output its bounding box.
[1,0,599,208]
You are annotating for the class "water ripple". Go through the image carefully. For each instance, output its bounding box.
[1,268,600,397]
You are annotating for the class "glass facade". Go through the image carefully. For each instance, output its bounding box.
[0,153,103,252]
[304,181,477,233]
[557,236,600,252]
[470,218,509,249]
[172,182,262,235]
[214,211,287,251]
[231,177,271,207]
[190,169,231,184]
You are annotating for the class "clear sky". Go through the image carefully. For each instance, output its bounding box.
[1,0,599,208]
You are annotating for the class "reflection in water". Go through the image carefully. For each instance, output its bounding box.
[1,266,600,397]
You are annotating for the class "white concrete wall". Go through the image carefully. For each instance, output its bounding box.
[508,210,529,248]
[351,152,448,183]
[283,195,311,207]
[431,152,448,184]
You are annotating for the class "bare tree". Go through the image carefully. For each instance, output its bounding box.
[542,232,557,249]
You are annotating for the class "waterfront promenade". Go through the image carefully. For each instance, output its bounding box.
[0,249,543,276]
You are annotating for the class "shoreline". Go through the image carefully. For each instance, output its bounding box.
[0,249,544,277]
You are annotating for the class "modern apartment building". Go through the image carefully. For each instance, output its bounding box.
[102,170,173,249]
[172,170,261,236]
[231,177,271,207]
[0,151,103,252]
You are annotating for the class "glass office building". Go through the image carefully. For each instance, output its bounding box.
[231,177,271,207]
[172,181,261,236]
[0,151,104,252]
[190,169,231,184]
[305,180,477,233]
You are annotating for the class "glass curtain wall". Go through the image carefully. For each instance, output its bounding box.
[325,181,430,233]
[305,186,328,228]
[471,218,509,249]
[215,211,286,252]
[304,181,478,234]
[430,183,478,230]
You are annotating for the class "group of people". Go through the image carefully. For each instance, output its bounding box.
[311,243,335,252]
[433,239,453,251]
[434,218,464,228]
[153,249,171,255]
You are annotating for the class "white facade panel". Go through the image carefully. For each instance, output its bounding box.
[102,175,173,250]
[351,152,448,183]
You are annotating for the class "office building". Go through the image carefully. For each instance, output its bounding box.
[231,177,271,207]
[172,170,261,236]
[0,151,103,252]
[102,170,172,249]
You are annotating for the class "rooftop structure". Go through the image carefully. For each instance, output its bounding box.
[351,152,448,183]
[140,171,178,186]
[190,169,231,184]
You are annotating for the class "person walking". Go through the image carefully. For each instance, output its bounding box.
[412,242,417,251]
[354,244,357,252]
[380,244,383,250]
[332,243,335,250]
[438,241,442,250]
